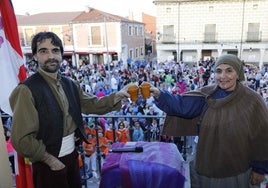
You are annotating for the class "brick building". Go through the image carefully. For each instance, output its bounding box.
[16,7,145,68]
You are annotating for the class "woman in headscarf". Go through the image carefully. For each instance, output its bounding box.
[148,54,268,188]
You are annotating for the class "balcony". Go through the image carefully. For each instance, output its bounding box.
[246,31,262,42]
[161,34,176,44]
[203,32,217,43]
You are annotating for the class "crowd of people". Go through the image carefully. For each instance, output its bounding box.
[27,53,268,108]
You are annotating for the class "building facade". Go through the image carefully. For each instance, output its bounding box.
[16,8,145,68]
[154,0,268,67]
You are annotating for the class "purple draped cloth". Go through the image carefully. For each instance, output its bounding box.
[100,141,186,188]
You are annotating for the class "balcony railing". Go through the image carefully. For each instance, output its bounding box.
[162,34,176,43]
[246,31,262,42]
[203,32,218,43]
[84,114,192,160]
[1,112,193,160]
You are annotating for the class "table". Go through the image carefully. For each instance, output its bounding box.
[100,141,186,188]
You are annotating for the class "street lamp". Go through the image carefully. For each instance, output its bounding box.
[177,1,181,62]
[104,16,111,84]
[239,0,246,59]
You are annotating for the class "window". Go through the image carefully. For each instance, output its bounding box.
[140,47,143,56]
[252,0,259,10]
[51,27,60,36]
[247,23,261,41]
[166,8,171,13]
[91,26,101,45]
[129,49,133,59]
[50,27,61,43]
[139,26,144,36]
[204,24,217,42]
[253,4,258,9]
[162,25,175,43]
[128,26,132,36]
[111,54,118,61]
[209,6,214,12]
[134,26,138,36]
[24,28,34,46]
[135,48,139,57]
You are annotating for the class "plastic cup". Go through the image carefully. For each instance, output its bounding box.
[127,85,139,101]
[140,83,151,99]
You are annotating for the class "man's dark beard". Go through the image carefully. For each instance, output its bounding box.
[42,58,60,73]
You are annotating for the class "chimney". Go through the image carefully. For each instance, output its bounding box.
[85,6,91,13]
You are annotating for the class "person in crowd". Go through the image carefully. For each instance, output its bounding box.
[146,106,158,125]
[202,69,211,86]
[95,78,105,93]
[263,88,268,109]
[171,83,180,95]
[104,122,121,144]
[97,117,107,132]
[86,130,110,180]
[110,74,118,92]
[120,98,130,115]
[3,125,15,175]
[189,80,196,91]
[138,117,150,141]
[148,54,268,188]
[176,76,187,94]
[118,121,130,142]
[90,78,97,94]
[82,133,98,179]
[103,84,112,95]
[95,88,106,98]
[9,31,130,188]
[149,118,160,142]
[83,133,96,155]
[83,120,92,136]
[97,130,110,158]
[85,121,103,139]
[132,121,144,142]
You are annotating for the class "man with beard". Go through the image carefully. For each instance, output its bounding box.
[9,31,130,188]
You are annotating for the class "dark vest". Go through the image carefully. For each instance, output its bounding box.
[23,72,87,157]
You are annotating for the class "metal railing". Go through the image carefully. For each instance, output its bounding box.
[1,112,192,159]
[82,113,192,160]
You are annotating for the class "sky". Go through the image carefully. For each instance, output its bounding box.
[11,0,156,17]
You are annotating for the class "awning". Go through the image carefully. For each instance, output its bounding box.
[75,52,89,55]
[88,51,117,55]
[64,52,74,55]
